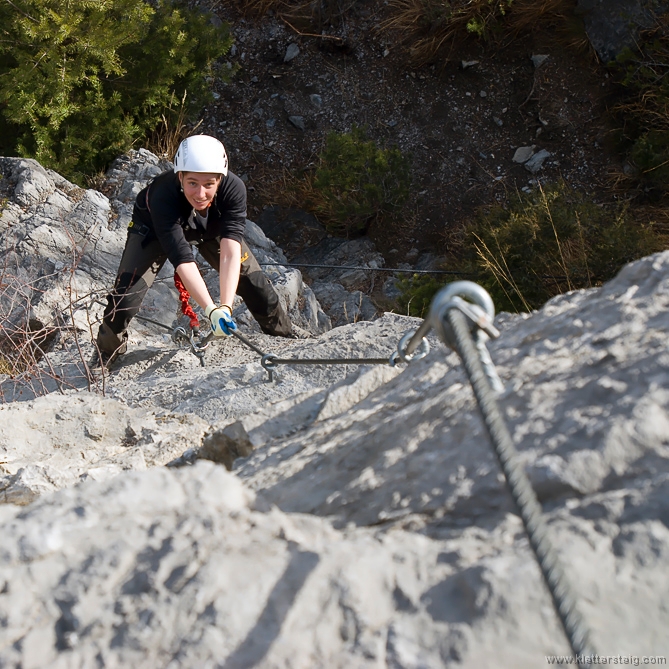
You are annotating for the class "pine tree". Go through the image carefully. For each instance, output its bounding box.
[0,0,232,182]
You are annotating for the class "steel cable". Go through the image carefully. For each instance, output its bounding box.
[229,329,267,357]
[259,262,583,281]
[262,356,393,366]
[259,262,473,276]
[445,307,595,665]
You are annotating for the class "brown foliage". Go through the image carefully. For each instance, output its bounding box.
[382,0,584,65]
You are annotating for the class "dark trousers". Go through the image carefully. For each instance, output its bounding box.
[97,233,292,355]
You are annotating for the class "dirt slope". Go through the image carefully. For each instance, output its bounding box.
[198,2,618,262]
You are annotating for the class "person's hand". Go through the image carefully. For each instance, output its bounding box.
[205,304,237,337]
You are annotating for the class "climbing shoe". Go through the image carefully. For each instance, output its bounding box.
[283,325,312,339]
[88,347,123,373]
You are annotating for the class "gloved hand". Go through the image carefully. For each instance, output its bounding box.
[205,303,237,337]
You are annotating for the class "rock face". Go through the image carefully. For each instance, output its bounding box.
[1,154,669,666]
[0,151,330,387]
[0,392,208,505]
[257,206,384,327]
[0,464,565,669]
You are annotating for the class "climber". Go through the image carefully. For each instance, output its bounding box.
[93,134,292,369]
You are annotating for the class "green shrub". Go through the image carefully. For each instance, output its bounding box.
[464,182,662,312]
[397,183,663,318]
[306,127,412,237]
[611,19,669,196]
[396,274,448,318]
[0,0,232,183]
[629,130,669,191]
[465,0,513,38]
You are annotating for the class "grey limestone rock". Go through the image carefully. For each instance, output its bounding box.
[1,154,669,667]
[0,152,331,401]
[0,391,208,504]
[102,148,173,230]
[513,145,536,164]
[0,462,572,668]
[284,42,300,63]
[288,115,305,130]
[524,149,552,174]
[0,157,126,341]
[291,236,384,326]
[256,207,388,327]
[311,280,379,326]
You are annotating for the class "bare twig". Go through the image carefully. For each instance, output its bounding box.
[280,17,344,41]
[3,0,38,22]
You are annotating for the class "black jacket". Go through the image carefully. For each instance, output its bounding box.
[132,169,247,268]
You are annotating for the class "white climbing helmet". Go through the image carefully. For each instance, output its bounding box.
[174,135,228,176]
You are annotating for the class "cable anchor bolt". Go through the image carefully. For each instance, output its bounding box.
[429,281,504,393]
[171,326,211,367]
[189,327,211,367]
[261,353,279,383]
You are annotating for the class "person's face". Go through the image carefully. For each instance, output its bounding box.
[179,172,221,212]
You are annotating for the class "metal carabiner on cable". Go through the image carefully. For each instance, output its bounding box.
[171,325,190,347]
[396,329,431,364]
[172,325,212,367]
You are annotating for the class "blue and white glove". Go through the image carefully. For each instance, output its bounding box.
[205,303,237,337]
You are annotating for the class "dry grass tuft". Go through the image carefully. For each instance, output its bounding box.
[148,92,203,161]
[382,0,483,66]
[232,0,358,28]
[608,14,669,197]
[382,0,584,65]
[233,0,284,17]
[0,320,59,376]
[255,164,317,212]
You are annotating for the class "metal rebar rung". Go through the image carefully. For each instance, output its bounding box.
[401,318,434,358]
